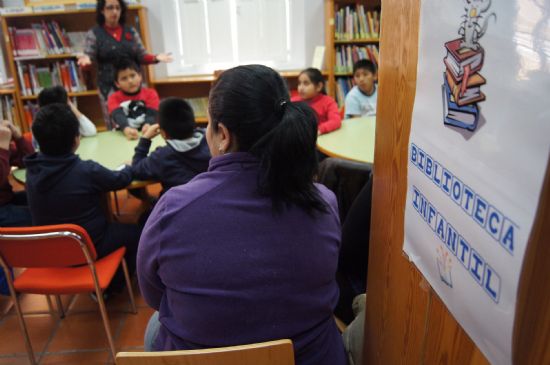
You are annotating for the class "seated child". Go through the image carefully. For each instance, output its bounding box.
[131,97,210,195]
[291,68,342,134]
[24,104,140,293]
[108,58,160,140]
[0,120,33,227]
[38,86,97,137]
[345,60,378,119]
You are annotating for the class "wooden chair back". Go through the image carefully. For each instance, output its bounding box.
[116,339,295,365]
[0,224,97,268]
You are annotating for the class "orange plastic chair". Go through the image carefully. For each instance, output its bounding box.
[0,224,136,365]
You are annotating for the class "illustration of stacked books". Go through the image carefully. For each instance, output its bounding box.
[442,39,486,131]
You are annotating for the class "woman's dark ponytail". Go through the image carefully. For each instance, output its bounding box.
[209,65,327,214]
[252,101,327,213]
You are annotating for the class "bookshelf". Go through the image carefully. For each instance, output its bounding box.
[324,0,381,106]
[0,4,151,132]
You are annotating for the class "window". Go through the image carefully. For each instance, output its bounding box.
[143,0,324,77]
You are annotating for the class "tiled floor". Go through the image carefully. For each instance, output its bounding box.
[1,181,160,365]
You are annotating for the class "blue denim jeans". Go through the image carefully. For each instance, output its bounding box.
[144,311,160,351]
[0,192,32,227]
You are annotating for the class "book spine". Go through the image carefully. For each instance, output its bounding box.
[16,62,26,96]
[23,103,33,128]
[60,64,72,91]
[8,27,18,56]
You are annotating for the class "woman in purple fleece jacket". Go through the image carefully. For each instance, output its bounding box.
[137,65,347,365]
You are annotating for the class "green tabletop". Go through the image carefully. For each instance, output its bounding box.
[13,131,166,184]
[316,116,376,163]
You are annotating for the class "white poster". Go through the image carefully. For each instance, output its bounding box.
[404,1,550,364]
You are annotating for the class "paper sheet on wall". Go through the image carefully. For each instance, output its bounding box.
[404,1,550,364]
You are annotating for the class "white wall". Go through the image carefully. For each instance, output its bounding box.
[141,0,324,79]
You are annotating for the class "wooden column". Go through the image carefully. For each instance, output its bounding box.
[363,0,550,363]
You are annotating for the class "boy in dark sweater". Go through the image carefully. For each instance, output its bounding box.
[108,58,160,140]
[131,97,210,195]
[24,104,140,293]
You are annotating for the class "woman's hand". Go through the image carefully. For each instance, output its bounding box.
[155,53,173,63]
[77,55,92,67]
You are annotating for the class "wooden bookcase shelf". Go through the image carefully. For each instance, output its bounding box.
[324,0,381,104]
[0,5,150,132]
[14,54,78,62]
[20,89,99,101]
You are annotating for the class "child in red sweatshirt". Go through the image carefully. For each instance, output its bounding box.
[291,68,342,134]
[108,58,160,140]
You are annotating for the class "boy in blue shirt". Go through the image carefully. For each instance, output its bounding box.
[24,104,140,294]
[131,97,210,195]
[345,60,378,119]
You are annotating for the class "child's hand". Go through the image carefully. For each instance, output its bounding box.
[0,125,12,150]
[1,120,21,140]
[77,55,92,67]
[141,123,150,133]
[142,124,160,140]
[123,127,139,140]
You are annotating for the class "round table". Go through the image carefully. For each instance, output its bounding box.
[13,131,166,186]
[316,116,376,164]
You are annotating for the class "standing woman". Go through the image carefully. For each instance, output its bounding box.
[138,65,347,365]
[77,0,172,129]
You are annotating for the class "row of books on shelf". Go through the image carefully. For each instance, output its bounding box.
[17,60,90,97]
[335,5,380,41]
[335,77,353,107]
[335,45,379,74]
[0,95,15,123]
[8,21,86,57]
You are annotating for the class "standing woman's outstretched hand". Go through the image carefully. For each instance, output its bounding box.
[155,53,174,63]
[77,55,92,67]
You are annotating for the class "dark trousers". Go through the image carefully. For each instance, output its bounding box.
[0,192,32,227]
[95,222,141,292]
[335,178,373,324]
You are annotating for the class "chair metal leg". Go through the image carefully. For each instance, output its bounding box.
[113,191,121,216]
[55,295,65,318]
[95,288,117,360]
[12,295,37,365]
[121,259,137,314]
[3,275,37,365]
[46,295,55,317]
